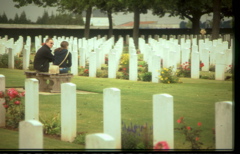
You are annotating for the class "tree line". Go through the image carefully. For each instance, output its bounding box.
[0,10,84,25]
[12,0,233,48]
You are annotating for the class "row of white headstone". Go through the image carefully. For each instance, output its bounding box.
[0,74,233,150]
[2,34,232,81]
[138,36,233,81]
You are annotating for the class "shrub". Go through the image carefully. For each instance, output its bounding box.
[177,61,204,77]
[0,88,25,129]
[78,67,89,76]
[140,72,152,82]
[122,121,153,149]
[175,117,215,149]
[96,69,108,78]
[73,132,87,145]
[0,54,8,68]
[39,113,61,135]
[0,54,23,69]
[209,64,215,72]
[159,67,180,83]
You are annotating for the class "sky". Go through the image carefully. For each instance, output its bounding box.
[0,0,232,26]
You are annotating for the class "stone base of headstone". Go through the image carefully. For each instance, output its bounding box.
[86,133,116,149]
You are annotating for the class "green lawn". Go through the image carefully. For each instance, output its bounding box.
[0,68,233,150]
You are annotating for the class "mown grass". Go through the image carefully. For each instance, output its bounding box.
[0,68,233,150]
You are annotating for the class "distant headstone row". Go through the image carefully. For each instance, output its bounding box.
[0,34,233,81]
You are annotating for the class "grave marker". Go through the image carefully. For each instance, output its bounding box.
[61,83,77,142]
[25,78,39,121]
[103,88,121,149]
[0,75,5,127]
[215,101,233,149]
[153,94,174,149]
[19,120,43,149]
[85,133,115,149]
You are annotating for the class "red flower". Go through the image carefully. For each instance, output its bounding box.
[2,102,9,109]
[154,141,170,150]
[7,88,19,99]
[186,126,191,130]
[197,122,202,126]
[123,68,127,71]
[14,100,21,105]
[195,137,200,141]
[139,65,143,67]
[200,63,204,68]
[177,117,184,123]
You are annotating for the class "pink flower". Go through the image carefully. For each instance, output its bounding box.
[14,100,21,105]
[186,126,191,130]
[197,122,202,126]
[7,88,19,99]
[154,141,170,150]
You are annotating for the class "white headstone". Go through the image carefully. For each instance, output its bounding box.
[8,48,14,69]
[19,120,43,149]
[191,51,200,79]
[129,54,138,81]
[25,78,39,121]
[0,75,5,127]
[108,51,116,79]
[153,94,174,149]
[61,83,77,142]
[103,88,121,149]
[152,55,161,83]
[79,47,86,68]
[85,133,115,149]
[201,49,210,71]
[89,52,97,77]
[215,101,233,149]
[71,51,78,75]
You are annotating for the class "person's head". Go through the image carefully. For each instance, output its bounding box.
[45,38,54,48]
[60,41,69,49]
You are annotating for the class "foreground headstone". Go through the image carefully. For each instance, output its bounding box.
[0,75,5,127]
[215,101,233,150]
[103,88,121,149]
[8,48,14,69]
[61,83,77,142]
[153,94,174,149]
[19,120,43,149]
[85,133,115,149]
[25,78,39,121]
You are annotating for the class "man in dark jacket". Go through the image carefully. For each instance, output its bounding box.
[34,38,54,72]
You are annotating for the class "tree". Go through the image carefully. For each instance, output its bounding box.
[166,0,212,34]
[122,0,152,49]
[212,0,232,39]
[212,0,221,39]
[19,11,30,24]
[13,13,20,24]
[0,12,8,23]
[13,0,92,38]
[95,0,125,39]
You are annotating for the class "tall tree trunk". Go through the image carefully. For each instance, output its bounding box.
[84,6,92,39]
[133,7,140,49]
[191,14,201,34]
[107,10,113,39]
[212,0,221,40]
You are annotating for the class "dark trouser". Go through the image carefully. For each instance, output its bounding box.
[60,67,70,73]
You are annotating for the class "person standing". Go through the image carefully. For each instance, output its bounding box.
[34,38,54,72]
[53,41,72,73]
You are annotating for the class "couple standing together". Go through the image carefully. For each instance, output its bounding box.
[33,38,72,73]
